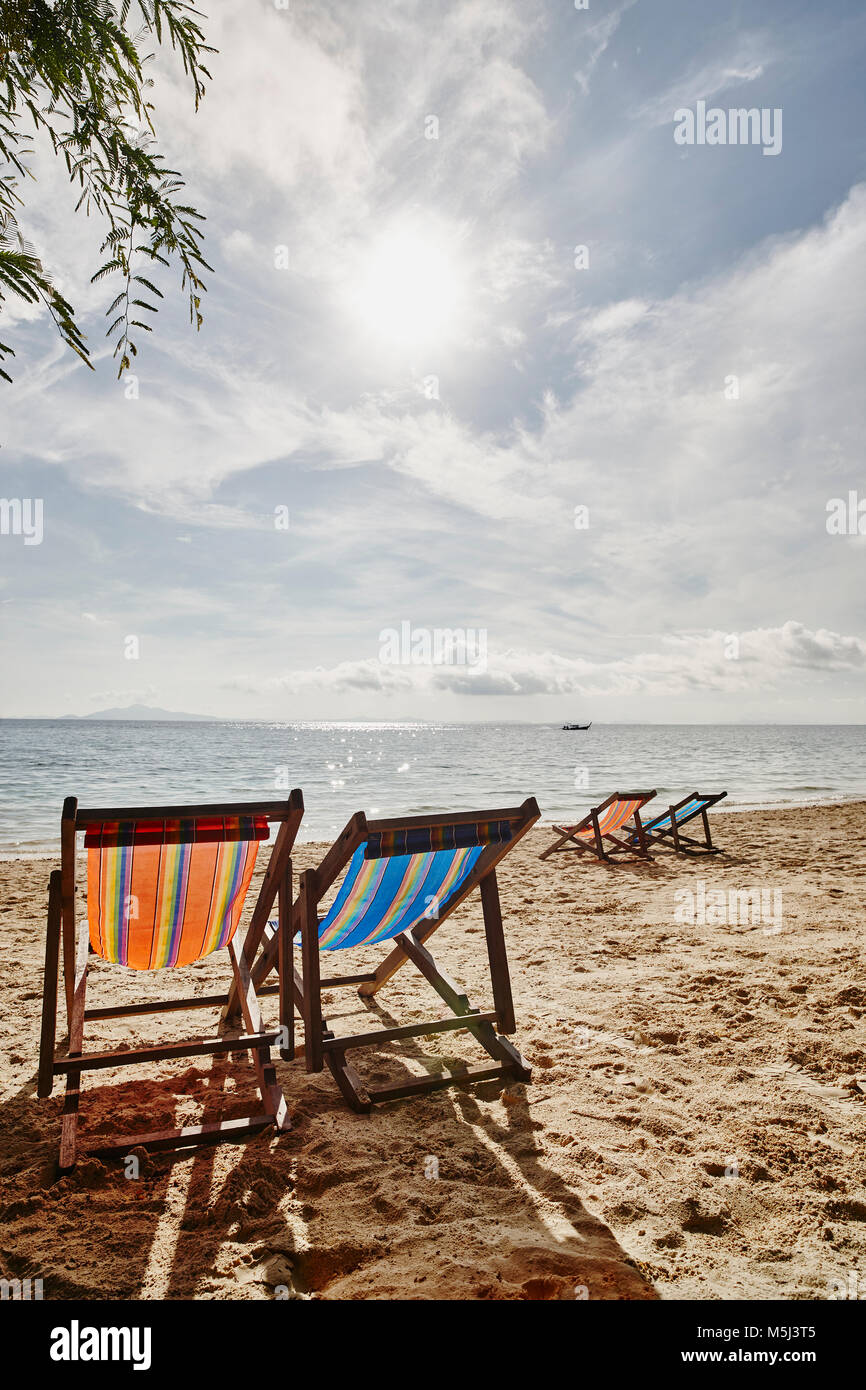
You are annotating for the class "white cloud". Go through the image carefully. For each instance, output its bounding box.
[574,1,637,96]
[2,2,863,722]
[635,32,772,128]
[152,4,372,195]
[230,623,866,701]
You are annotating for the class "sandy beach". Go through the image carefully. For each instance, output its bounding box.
[1,801,864,1301]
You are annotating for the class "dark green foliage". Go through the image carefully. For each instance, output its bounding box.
[0,0,214,380]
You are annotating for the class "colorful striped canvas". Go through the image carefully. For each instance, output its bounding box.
[365,819,512,860]
[640,796,710,834]
[87,833,260,970]
[316,841,484,951]
[572,797,644,837]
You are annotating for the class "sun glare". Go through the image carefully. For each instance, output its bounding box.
[350,224,463,348]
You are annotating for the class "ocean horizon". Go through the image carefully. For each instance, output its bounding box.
[1,718,863,857]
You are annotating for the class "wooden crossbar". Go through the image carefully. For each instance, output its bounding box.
[52,1032,280,1074]
[74,795,302,824]
[84,992,231,1020]
[365,805,531,833]
[86,1114,274,1159]
[368,1063,520,1104]
[321,1011,498,1052]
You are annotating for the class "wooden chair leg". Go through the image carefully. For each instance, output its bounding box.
[479,869,515,1034]
[60,797,78,1028]
[600,830,650,860]
[255,1052,292,1133]
[326,1047,372,1113]
[396,930,469,1014]
[473,1019,532,1082]
[701,808,713,850]
[541,826,601,859]
[670,811,681,853]
[633,810,650,858]
[278,858,294,1061]
[396,930,527,1073]
[38,872,62,1099]
[227,938,291,1133]
[58,926,90,1173]
[223,801,304,1026]
[300,871,323,1072]
[539,825,576,860]
[317,921,531,1112]
[591,809,607,859]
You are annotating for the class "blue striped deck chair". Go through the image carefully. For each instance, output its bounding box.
[245,798,540,1112]
[627,791,727,855]
[38,791,303,1171]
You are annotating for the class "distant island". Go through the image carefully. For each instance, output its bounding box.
[63,704,218,722]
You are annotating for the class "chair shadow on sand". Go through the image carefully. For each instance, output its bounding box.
[2,980,658,1302]
[0,1053,300,1301]
[544,842,746,880]
[265,987,660,1301]
[2,1020,658,1301]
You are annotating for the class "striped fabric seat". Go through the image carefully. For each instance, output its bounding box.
[640,796,711,834]
[571,797,644,837]
[86,817,265,970]
[316,841,486,952]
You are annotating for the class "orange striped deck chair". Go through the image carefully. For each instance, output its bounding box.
[38,792,303,1171]
[539,790,657,863]
[227,799,540,1113]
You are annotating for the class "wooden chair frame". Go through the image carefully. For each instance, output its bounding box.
[631,791,727,855]
[241,798,540,1113]
[539,790,657,863]
[38,792,304,1171]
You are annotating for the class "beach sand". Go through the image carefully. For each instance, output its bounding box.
[1,802,864,1301]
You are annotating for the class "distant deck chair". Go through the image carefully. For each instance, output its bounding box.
[235,799,540,1113]
[628,791,727,855]
[38,791,303,1171]
[539,790,657,863]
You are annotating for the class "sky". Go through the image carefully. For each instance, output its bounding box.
[1,0,865,722]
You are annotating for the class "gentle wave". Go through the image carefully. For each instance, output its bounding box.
[0,720,863,856]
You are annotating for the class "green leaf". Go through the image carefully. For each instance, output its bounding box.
[1,0,214,383]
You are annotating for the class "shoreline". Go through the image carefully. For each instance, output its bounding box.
[3,795,865,863]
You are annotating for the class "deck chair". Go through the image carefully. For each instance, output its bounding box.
[38,791,303,1171]
[233,799,540,1113]
[627,791,727,855]
[539,790,657,863]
